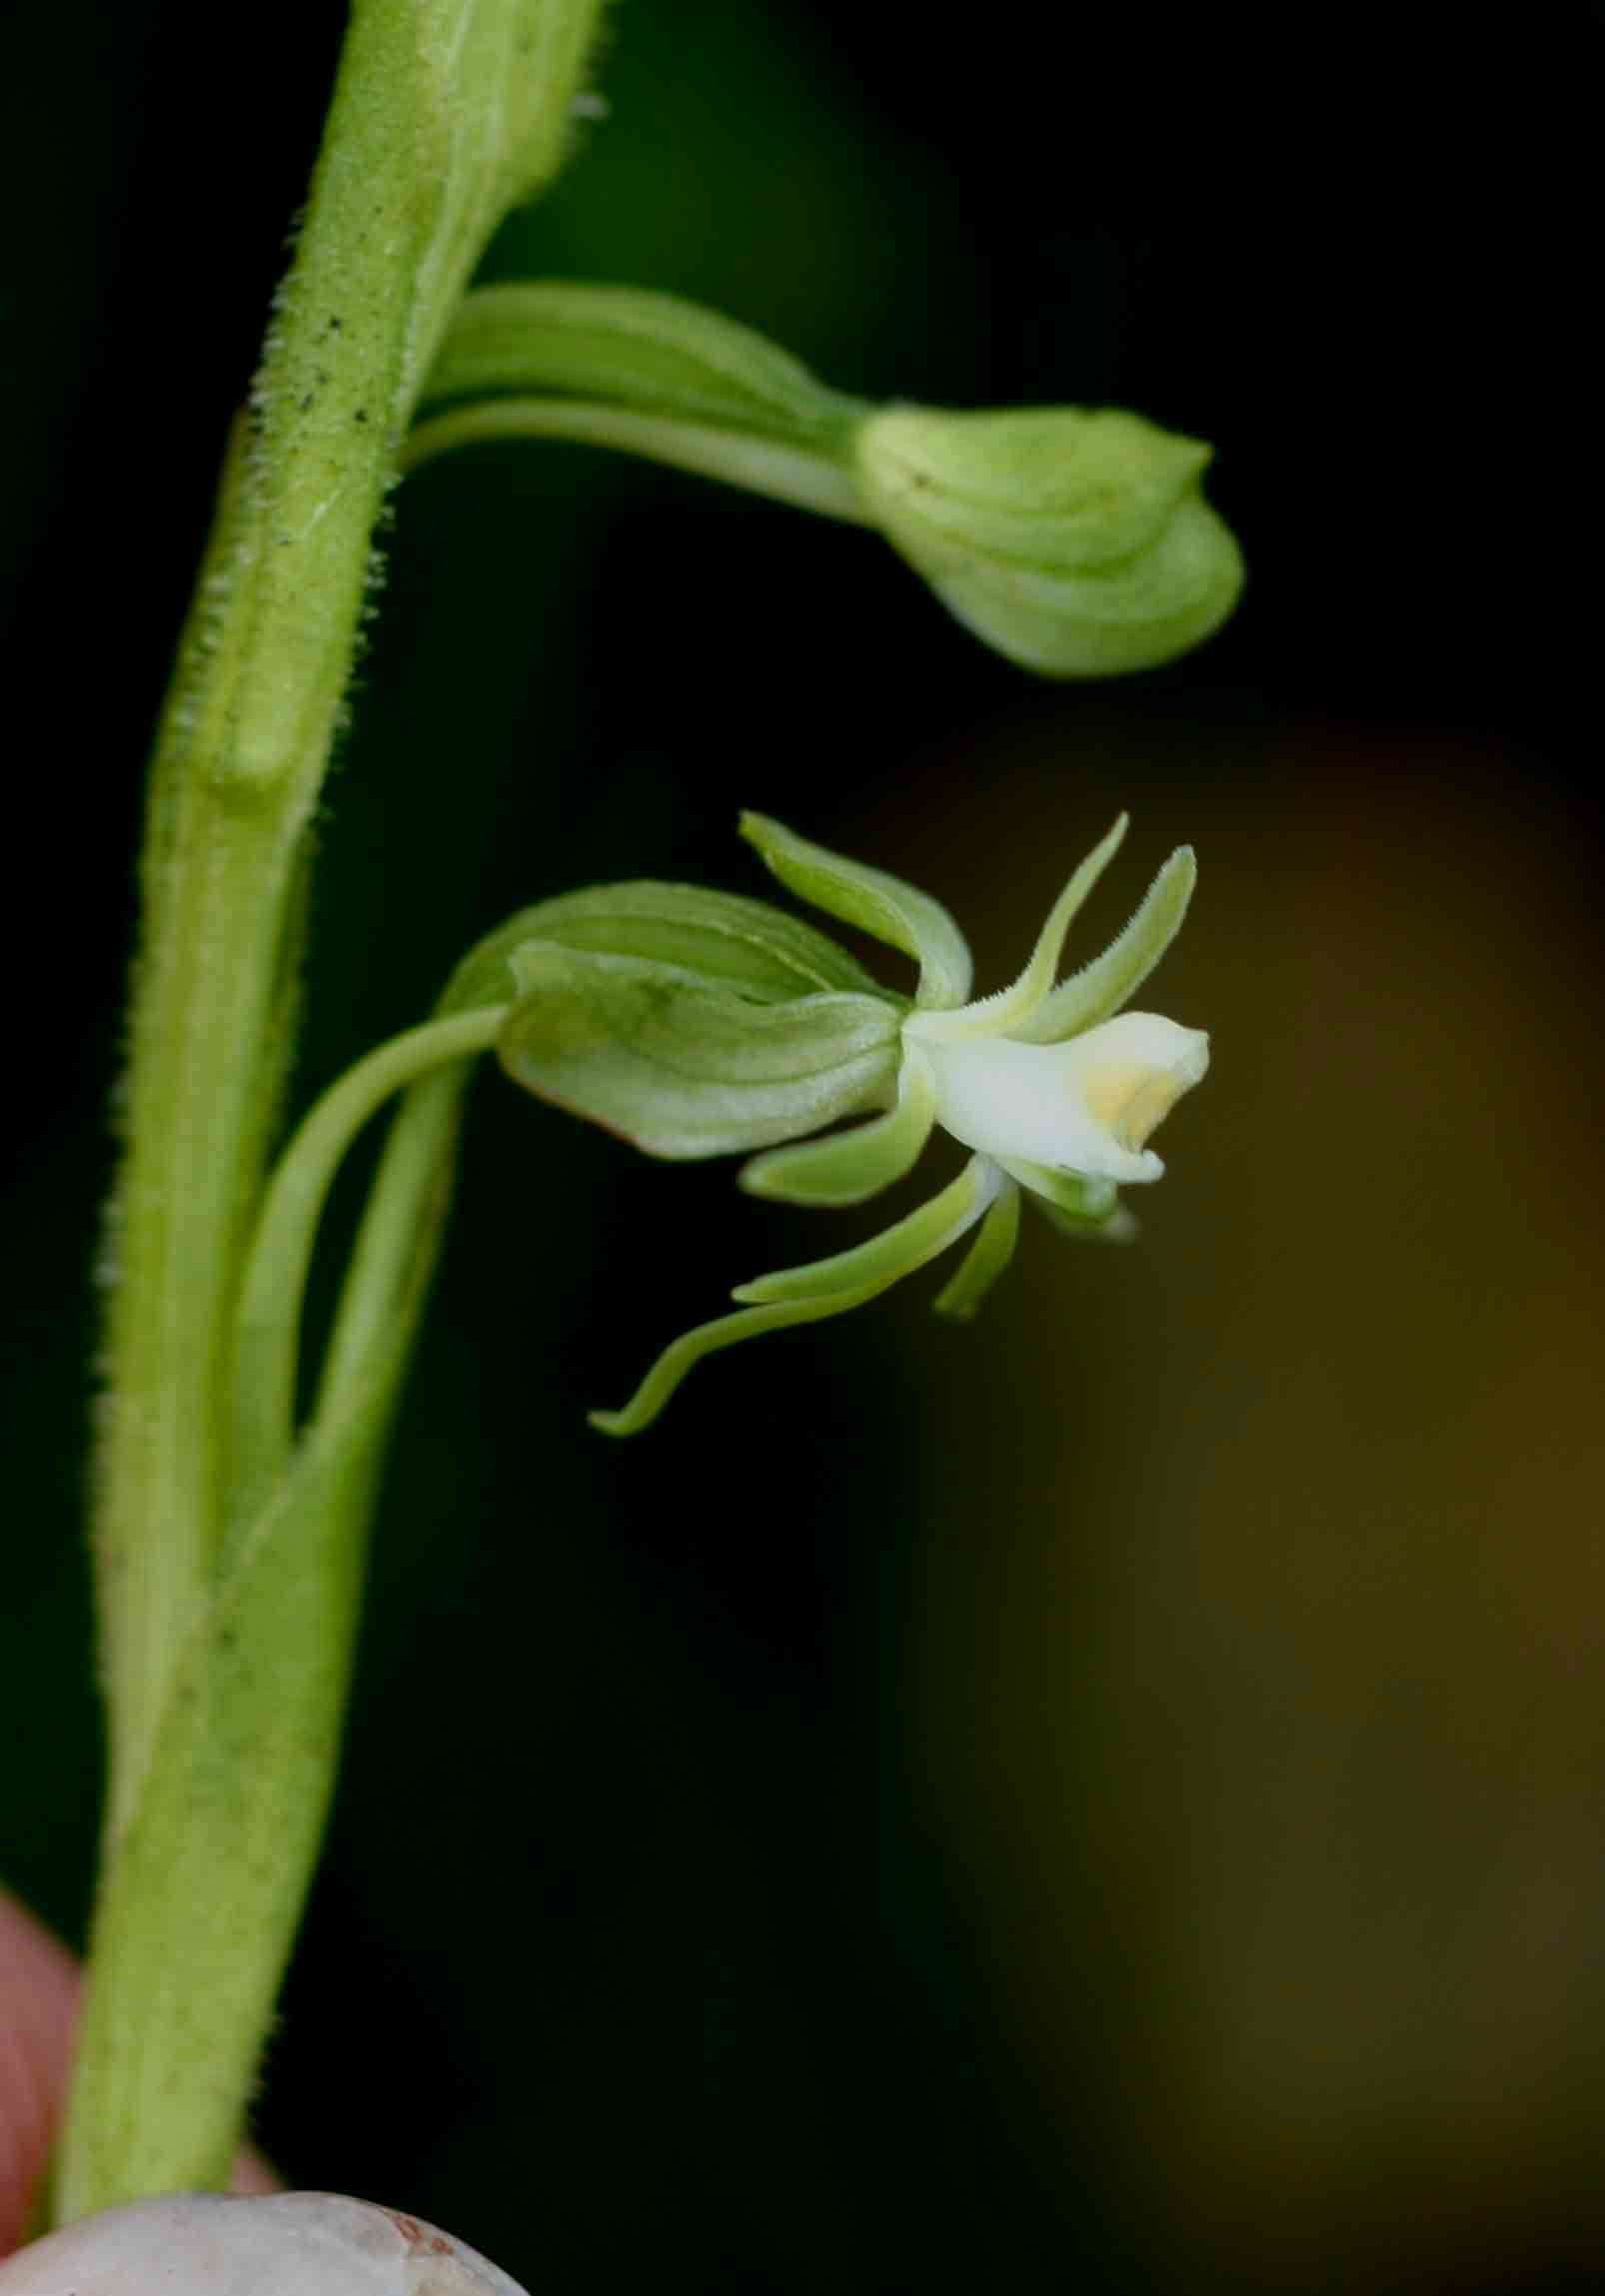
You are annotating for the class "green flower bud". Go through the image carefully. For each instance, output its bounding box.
[852,404,1244,676]
[411,284,1245,677]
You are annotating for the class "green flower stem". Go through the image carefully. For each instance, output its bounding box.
[62,0,606,2227]
[401,395,870,522]
[314,1057,479,1430]
[95,0,428,1856]
[229,1006,511,1544]
[55,1014,500,2225]
[55,1311,422,2221]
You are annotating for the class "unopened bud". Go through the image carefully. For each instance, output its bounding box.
[852,403,1243,675]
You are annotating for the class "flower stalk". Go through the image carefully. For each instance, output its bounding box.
[58,0,607,2226]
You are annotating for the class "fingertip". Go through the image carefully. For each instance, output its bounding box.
[0,1891,77,2258]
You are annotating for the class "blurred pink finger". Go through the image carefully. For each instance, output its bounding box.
[0,1888,275,2258]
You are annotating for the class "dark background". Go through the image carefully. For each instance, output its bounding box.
[4,5,1605,2289]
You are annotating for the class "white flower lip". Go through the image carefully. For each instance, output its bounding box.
[919,1011,1209,1186]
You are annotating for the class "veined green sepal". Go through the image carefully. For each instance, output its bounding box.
[498,943,901,1158]
[451,878,887,1011]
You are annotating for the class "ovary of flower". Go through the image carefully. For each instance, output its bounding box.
[913,1012,1210,1186]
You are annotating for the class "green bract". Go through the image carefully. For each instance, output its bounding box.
[411,283,1243,676]
[484,813,1211,1433]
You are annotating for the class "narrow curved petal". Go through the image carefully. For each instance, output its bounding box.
[739,1047,936,1206]
[740,810,973,1010]
[905,815,1127,1044]
[588,1290,882,1438]
[590,1156,999,1434]
[932,1177,1021,1320]
[1010,845,1195,1044]
[733,1155,997,1304]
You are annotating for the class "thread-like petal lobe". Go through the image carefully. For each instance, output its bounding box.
[906,816,1127,1044]
[1011,846,1195,1044]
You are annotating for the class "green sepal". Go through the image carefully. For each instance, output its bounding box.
[907,815,1128,1044]
[857,406,1210,573]
[1011,845,1196,1044]
[498,943,900,1159]
[450,879,889,1012]
[739,1045,936,1206]
[590,1157,997,1436]
[741,810,972,1010]
[932,1177,1021,1319]
[423,281,866,450]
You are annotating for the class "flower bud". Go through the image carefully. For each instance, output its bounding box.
[0,2192,528,2294]
[852,404,1243,675]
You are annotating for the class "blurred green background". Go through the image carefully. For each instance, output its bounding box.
[4,4,1605,2289]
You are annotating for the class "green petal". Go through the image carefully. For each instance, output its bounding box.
[499,944,900,1159]
[1010,845,1196,1043]
[740,811,973,1010]
[451,878,885,1011]
[906,815,1127,1044]
[590,1156,999,1435]
[739,1046,936,1206]
[932,1178,1021,1320]
[733,1155,996,1304]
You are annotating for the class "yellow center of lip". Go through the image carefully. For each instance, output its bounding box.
[1080,1063,1185,1150]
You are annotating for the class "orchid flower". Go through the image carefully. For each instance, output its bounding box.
[490,811,1208,1434]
